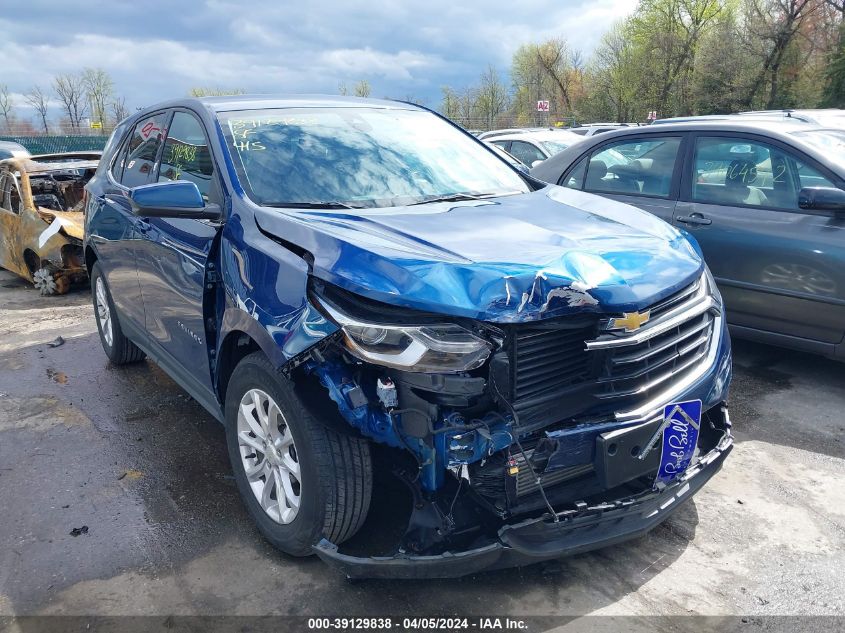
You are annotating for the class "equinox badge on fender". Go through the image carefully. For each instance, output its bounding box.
[608,310,651,332]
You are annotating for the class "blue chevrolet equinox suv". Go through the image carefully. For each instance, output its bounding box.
[84,96,732,578]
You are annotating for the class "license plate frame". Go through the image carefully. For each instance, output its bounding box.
[655,399,702,485]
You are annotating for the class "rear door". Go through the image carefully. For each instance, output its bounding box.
[134,108,221,394]
[88,112,170,330]
[559,134,686,223]
[674,133,845,345]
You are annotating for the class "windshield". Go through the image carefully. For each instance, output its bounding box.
[219,107,530,208]
[792,129,845,164]
[539,140,573,155]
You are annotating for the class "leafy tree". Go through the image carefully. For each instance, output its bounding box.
[742,0,821,108]
[587,22,639,122]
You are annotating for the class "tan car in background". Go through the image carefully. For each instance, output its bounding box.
[0,153,98,294]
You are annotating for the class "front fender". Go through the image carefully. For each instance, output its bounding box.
[216,212,338,370]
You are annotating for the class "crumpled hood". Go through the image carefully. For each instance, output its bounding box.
[253,186,703,322]
[36,209,84,241]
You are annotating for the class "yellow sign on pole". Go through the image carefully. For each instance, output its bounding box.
[90,121,102,129]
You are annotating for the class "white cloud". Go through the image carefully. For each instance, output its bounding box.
[320,48,442,81]
[0,0,639,115]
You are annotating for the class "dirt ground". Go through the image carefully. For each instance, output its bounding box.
[0,268,842,629]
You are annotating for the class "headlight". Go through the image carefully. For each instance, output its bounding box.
[315,297,492,373]
[703,266,722,305]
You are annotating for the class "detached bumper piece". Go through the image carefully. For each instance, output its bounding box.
[314,412,732,579]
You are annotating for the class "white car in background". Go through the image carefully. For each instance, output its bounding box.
[570,123,633,137]
[0,141,31,160]
[478,129,584,167]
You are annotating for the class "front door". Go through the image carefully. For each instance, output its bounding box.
[675,134,845,345]
[134,109,221,393]
[0,171,25,276]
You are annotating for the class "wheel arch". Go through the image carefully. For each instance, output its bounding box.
[84,244,98,274]
[22,249,40,276]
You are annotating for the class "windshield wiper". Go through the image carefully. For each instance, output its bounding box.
[262,201,366,210]
[408,191,519,206]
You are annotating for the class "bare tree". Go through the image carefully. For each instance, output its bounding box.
[0,85,12,130]
[25,86,50,133]
[338,82,349,95]
[476,65,509,129]
[354,80,371,97]
[110,96,130,124]
[83,68,114,133]
[53,73,87,129]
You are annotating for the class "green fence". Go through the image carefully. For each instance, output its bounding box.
[0,135,109,155]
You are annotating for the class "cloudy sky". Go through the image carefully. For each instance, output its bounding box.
[1,0,636,117]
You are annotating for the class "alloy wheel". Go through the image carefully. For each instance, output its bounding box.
[95,277,113,347]
[237,388,301,524]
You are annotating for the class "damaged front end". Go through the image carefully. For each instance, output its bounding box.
[294,270,732,579]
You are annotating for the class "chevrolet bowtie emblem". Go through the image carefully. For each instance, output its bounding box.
[609,310,651,332]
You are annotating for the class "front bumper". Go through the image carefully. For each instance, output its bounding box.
[314,406,733,579]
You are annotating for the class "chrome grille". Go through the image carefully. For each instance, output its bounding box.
[586,273,718,403]
[595,312,713,399]
[504,274,718,431]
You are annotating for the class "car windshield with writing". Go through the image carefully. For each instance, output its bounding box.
[220,108,530,209]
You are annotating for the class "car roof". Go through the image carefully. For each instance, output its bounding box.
[132,94,421,116]
[0,156,99,174]
[529,119,838,183]
[484,129,584,142]
[654,110,845,126]
[591,119,812,136]
[0,140,31,155]
[479,127,572,139]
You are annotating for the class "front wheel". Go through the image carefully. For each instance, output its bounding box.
[225,352,372,556]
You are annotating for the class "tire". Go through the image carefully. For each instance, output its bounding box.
[90,262,146,365]
[225,352,372,556]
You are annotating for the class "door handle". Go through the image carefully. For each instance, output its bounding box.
[676,213,712,226]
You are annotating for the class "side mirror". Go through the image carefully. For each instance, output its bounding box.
[531,160,544,168]
[798,186,845,213]
[129,181,220,220]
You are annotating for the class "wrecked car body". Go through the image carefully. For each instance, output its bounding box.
[0,155,96,294]
[84,96,732,579]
